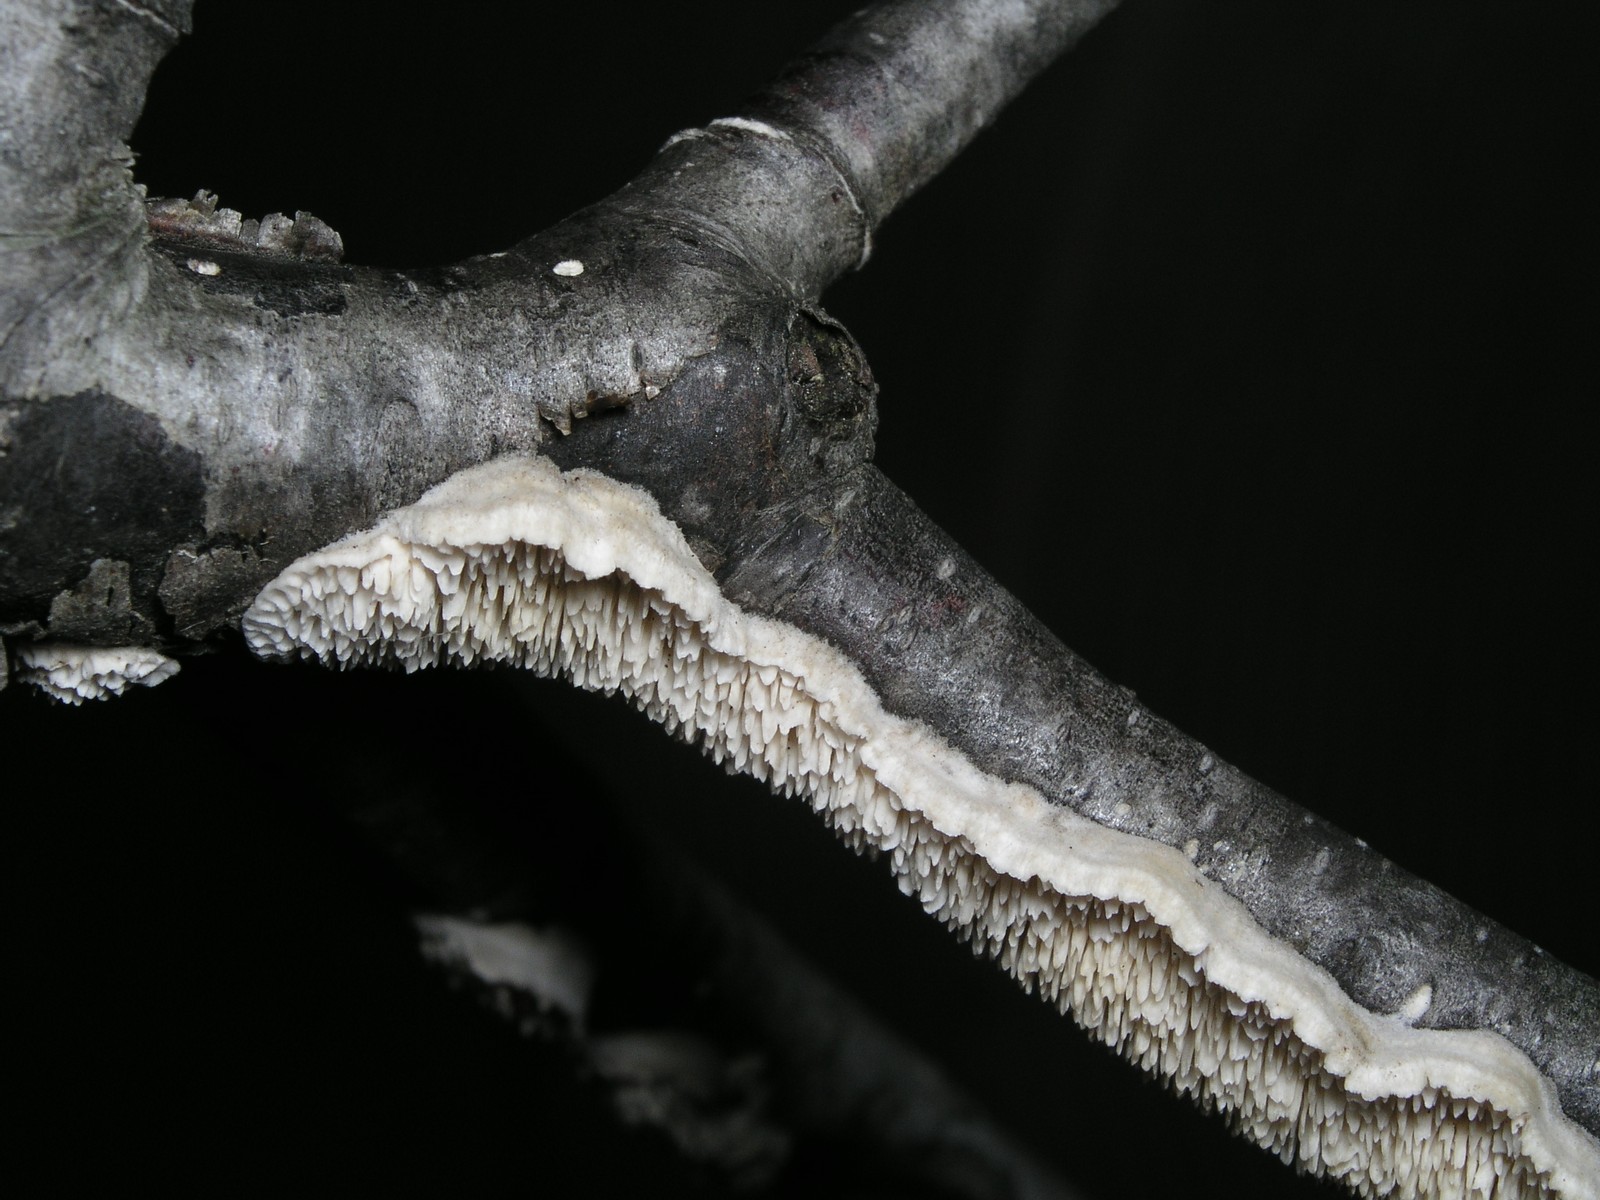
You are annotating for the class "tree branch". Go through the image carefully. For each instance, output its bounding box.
[2,1,1595,1196]
[746,0,1119,247]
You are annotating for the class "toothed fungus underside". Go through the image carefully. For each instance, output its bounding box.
[15,644,180,704]
[244,456,1598,1199]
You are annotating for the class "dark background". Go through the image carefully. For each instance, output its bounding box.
[6,1,1595,1195]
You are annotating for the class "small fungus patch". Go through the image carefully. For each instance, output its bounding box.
[15,643,178,704]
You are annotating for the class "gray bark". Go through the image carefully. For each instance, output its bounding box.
[2,0,1596,1190]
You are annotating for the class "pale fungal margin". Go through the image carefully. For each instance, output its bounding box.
[1398,984,1435,1027]
[245,456,1600,1199]
[14,644,180,704]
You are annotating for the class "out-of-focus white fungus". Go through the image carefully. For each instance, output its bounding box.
[244,456,1598,1200]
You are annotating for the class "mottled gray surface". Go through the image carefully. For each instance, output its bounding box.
[2,0,1594,1162]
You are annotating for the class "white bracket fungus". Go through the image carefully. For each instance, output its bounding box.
[15,643,180,705]
[246,456,1600,1199]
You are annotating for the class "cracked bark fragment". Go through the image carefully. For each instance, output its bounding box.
[145,190,344,262]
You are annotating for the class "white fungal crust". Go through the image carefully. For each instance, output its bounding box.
[146,190,345,261]
[244,456,1599,1199]
[15,643,180,704]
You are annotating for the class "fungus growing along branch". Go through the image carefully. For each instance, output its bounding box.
[1,1,1596,1197]
[242,454,1599,1196]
